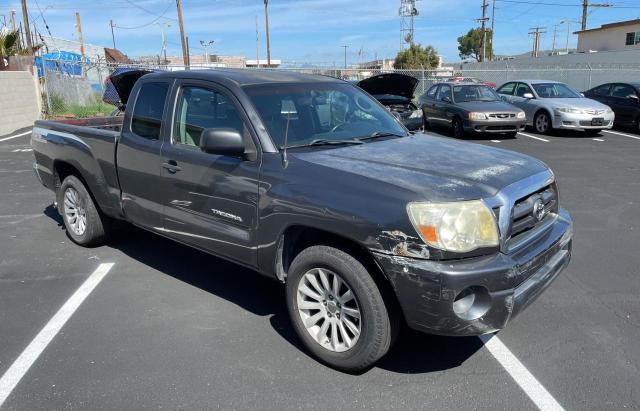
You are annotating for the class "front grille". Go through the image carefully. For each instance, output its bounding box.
[584,109,605,115]
[485,125,518,131]
[508,185,559,240]
[488,113,516,119]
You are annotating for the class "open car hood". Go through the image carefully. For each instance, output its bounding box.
[106,69,153,106]
[357,73,419,99]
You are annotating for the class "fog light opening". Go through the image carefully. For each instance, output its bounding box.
[452,286,492,320]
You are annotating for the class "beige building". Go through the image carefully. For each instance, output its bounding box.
[576,19,640,52]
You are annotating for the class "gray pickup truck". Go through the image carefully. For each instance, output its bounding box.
[31,69,573,371]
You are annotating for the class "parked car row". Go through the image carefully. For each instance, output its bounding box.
[355,73,638,138]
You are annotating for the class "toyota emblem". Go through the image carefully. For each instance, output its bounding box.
[532,198,546,221]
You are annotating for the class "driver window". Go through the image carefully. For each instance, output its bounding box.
[515,83,533,97]
[174,86,246,147]
[437,84,451,101]
[611,84,636,99]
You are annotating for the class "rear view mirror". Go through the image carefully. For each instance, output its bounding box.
[200,128,245,157]
[523,93,534,99]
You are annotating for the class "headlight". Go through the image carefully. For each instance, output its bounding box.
[407,200,499,253]
[469,112,487,120]
[555,107,583,114]
[517,111,526,119]
[606,108,613,114]
[409,109,423,118]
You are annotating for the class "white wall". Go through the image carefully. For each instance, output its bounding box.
[0,71,41,135]
[578,23,640,52]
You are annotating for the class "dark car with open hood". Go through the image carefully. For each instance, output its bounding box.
[419,82,526,138]
[31,69,572,372]
[357,73,424,130]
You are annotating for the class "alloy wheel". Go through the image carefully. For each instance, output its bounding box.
[535,113,549,133]
[63,187,87,235]
[296,267,362,352]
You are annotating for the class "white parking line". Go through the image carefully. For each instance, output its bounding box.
[491,140,501,143]
[518,132,550,143]
[0,263,114,407]
[0,130,31,143]
[602,130,640,140]
[592,138,605,142]
[479,334,564,411]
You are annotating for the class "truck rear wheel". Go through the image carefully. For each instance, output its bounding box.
[57,175,109,247]
[286,245,395,372]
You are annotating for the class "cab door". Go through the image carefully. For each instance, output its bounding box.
[117,80,171,230]
[608,84,638,126]
[159,81,261,266]
[512,82,537,121]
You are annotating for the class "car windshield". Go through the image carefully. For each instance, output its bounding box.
[244,82,407,149]
[531,83,581,99]
[452,85,500,102]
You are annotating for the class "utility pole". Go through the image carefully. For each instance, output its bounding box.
[529,26,546,58]
[10,9,16,31]
[75,12,85,61]
[477,0,489,62]
[255,15,260,68]
[552,24,560,54]
[20,0,32,52]
[264,0,271,67]
[176,0,189,67]
[186,36,190,67]
[342,45,349,69]
[490,0,496,60]
[109,20,116,49]
[580,2,611,32]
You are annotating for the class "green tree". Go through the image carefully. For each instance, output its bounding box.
[457,28,493,61]
[393,43,440,69]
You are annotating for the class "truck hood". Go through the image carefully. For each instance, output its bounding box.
[456,100,522,113]
[293,134,549,201]
[357,73,419,99]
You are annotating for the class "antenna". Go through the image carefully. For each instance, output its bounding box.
[399,0,419,50]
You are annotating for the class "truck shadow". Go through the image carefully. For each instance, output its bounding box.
[43,208,483,374]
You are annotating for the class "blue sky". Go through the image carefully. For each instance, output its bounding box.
[1,0,639,64]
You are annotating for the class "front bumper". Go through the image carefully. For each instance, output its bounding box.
[464,118,526,133]
[552,111,614,130]
[374,208,572,336]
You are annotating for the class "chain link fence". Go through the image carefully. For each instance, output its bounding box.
[39,59,640,119]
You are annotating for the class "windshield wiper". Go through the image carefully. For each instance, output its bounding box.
[287,139,364,149]
[357,131,407,141]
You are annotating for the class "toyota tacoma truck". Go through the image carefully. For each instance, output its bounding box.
[31,69,573,372]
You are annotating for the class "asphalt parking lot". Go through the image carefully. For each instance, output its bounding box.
[0,125,638,410]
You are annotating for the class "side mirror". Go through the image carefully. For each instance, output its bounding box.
[199,128,245,157]
[523,93,534,99]
[628,94,639,100]
[580,92,585,97]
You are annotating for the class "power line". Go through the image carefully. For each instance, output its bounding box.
[113,3,173,30]
[496,0,636,8]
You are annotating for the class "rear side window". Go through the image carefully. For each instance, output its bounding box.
[131,82,169,139]
[611,84,636,98]
[497,82,516,95]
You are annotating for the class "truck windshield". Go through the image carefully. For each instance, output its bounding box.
[531,83,581,99]
[452,85,500,102]
[243,82,408,149]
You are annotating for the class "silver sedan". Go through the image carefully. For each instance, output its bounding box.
[496,80,614,135]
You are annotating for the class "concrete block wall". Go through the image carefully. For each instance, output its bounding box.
[0,71,41,136]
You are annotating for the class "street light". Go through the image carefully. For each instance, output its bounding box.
[560,19,580,53]
[341,45,349,69]
[200,39,215,66]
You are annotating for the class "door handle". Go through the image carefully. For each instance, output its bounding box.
[162,160,182,173]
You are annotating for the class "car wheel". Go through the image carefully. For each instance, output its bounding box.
[57,175,110,246]
[452,117,465,138]
[286,245,396,372]
[534,111,551,134]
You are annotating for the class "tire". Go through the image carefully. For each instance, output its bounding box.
[452,117,465,138]
[286,245,396,372]
[583,129,601,136]
[534,111,552,134]
[57,175,110,246]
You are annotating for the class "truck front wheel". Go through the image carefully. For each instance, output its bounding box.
[57,175,110,247]
[286,245,395,372]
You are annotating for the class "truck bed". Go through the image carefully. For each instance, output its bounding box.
[32,116,124,218]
